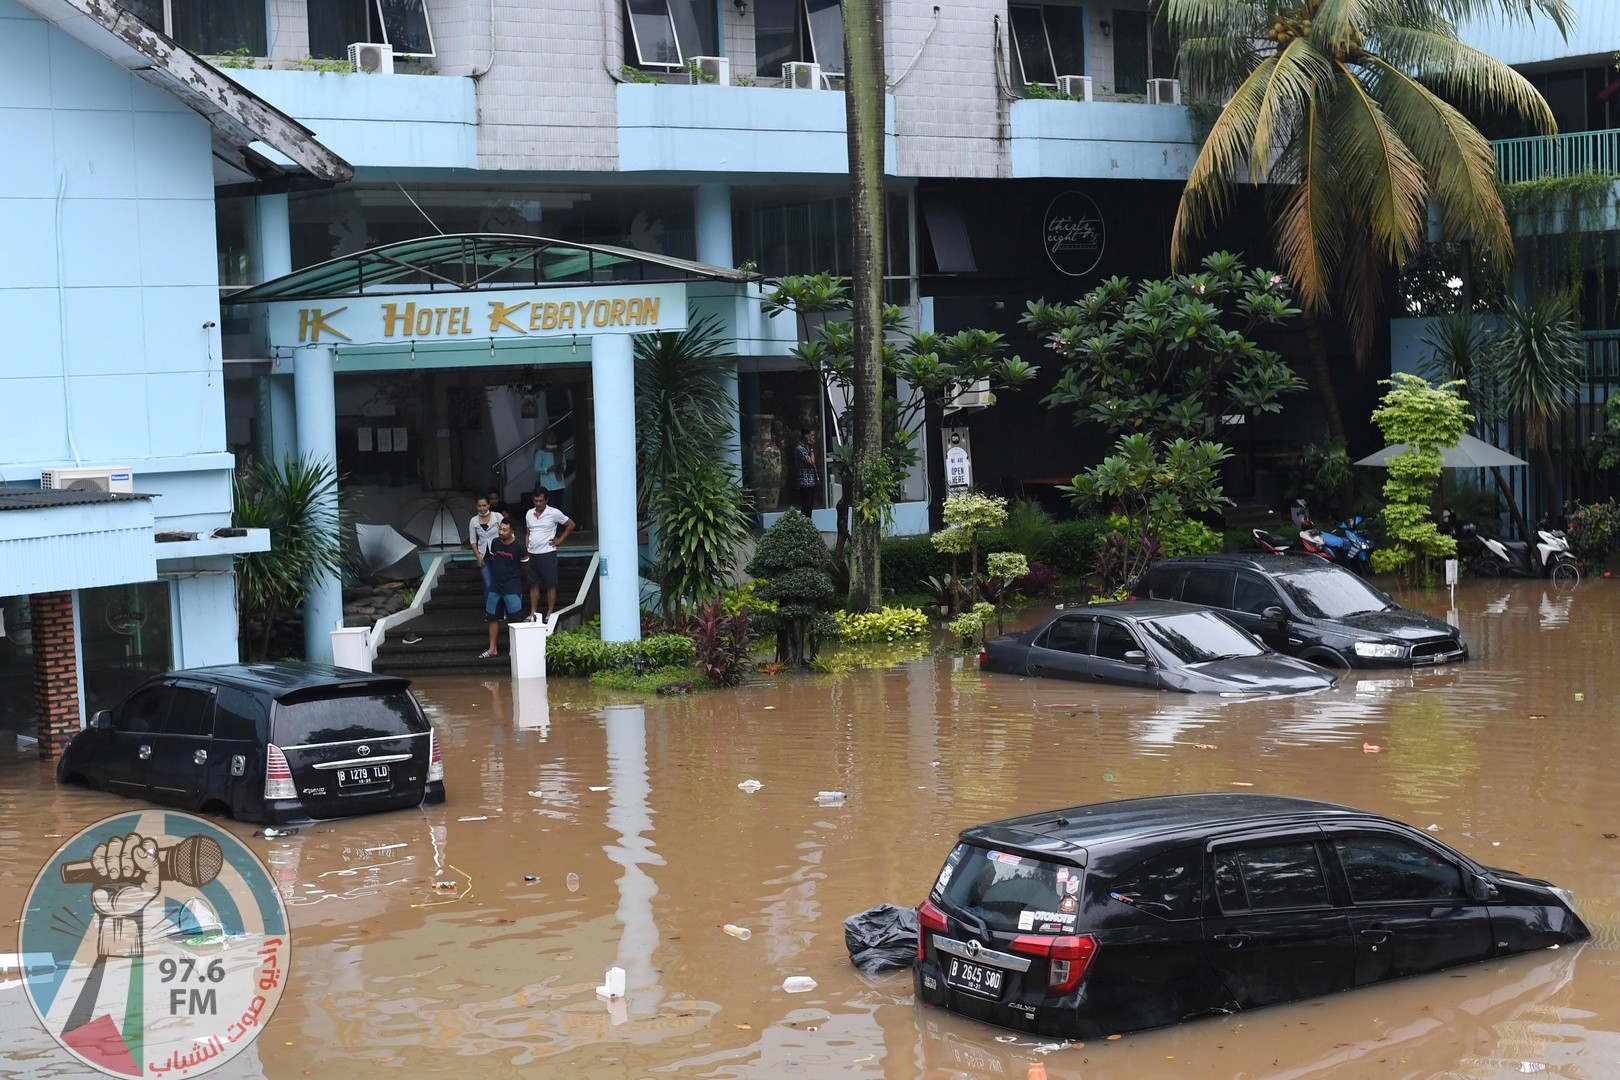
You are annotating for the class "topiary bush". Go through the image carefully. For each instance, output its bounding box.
[545,631,696,676]
[747,510,841,665]
[834,605,930,643]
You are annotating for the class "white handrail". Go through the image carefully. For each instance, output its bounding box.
[547,552,600,632]
[365,552,453,659]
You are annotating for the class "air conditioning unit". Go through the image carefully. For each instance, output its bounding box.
[347,42,394,74]
[1146,78,1182,105]
[783,61,822,90]
[41,467,135,493]
[944,379,994,414]
[691,56,730,86]
[1056,75,1092,101]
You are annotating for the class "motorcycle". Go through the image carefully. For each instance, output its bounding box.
[1257,525,1331,559]
[1318,516,1374,574]
[1467,519,1581,584]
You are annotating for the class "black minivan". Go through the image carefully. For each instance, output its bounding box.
[915,794,1587,1039]
[57,663,446,824]
[1133,554,1467,668]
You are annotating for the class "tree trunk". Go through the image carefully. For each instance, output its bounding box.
[1489,465,1532,541]
[843,0,886,613]
[1302,316,1347,443]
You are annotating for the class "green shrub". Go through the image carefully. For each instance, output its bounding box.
[747,510,840,665]
[720,579,777,616]
[1160,519,1223,557]
[1566,500,1620,564]
[834,605,930,643]
[1041,518,1106,577]
[589,665,696,692]
[882,535,950,592]
[545,631,695,676]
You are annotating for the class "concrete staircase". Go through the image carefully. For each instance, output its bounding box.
[372,556,594,677]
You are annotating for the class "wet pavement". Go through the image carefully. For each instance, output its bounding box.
[3,578,1620,1078]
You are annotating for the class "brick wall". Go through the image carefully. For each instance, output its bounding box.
[30,591,79,761]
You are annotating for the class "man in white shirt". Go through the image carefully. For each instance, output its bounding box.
[524,488,575,623]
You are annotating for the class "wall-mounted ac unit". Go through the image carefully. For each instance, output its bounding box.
[41,467,135,493]
[691,56,730,86]
[1056,75,1092,101]
[1146,78,1181,105]
[783,62,822,89]
[944,379,994,414]
[348,42,395,74]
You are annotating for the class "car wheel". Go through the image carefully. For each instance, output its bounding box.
[1306,649,1352,674]
[1471,557,1501,578]
[1550,561,1581,587]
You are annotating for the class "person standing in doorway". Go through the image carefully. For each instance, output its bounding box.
[525,488,575,624]
[481,519,528,658]
[468,496,504,593]
[795,427,818,517]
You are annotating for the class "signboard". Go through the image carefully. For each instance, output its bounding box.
[1042,191,1107,278]
[944,427,973,494]
[266,282,688,348]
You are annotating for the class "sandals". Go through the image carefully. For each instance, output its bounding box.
[478,650,496,659]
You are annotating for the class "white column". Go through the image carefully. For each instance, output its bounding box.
[294,344,342,663]
[592,334,642,642]
[695,185,744,477]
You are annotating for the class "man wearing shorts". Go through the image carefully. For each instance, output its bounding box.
[524,488,575,624]
[481,519,528,658]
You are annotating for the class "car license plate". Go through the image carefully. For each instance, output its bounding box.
[336,764,391,789]
[945,956,1004,999]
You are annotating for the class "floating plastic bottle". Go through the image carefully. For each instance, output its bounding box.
[722,924,752,940]
[782,976,817,993]
[737,779,763,793]
[815,791,847,803]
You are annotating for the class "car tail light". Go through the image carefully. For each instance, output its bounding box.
[977,649,989,666]
[264,745,295,800]
[428,728,444,782]
[917,899,948,961]
[1009,933,1098,995]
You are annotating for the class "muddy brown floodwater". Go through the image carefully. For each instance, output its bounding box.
[4,578,1620,1078]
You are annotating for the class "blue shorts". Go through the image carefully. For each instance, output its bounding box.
[485,591,523,621]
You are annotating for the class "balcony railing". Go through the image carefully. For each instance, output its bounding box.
[1495,128,1620,184]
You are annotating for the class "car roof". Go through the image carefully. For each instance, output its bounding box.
[959,792,1363,862]
[1148,554,1345,575]
[1051,599,1217,621]
[166,662,412,701]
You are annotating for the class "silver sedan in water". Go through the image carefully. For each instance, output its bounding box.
[979,600,1336,695]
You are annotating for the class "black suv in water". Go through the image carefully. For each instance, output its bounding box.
[57,663,446,824]
[1132,554,1467,668]
[915,794,1587,1040]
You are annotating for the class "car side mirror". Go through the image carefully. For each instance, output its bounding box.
[90,710,112,731]
[1123,650,1151,666]
[1468,873,1498,902]
[1261,605,1287,624]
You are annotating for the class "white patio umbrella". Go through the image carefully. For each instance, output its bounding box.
[1353,433,1527,469]
[403,491,475,547]
[354,523,421,583]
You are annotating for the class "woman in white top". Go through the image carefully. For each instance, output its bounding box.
[468,496,504,592]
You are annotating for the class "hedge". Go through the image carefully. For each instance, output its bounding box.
[880,516,1107,592]
[545,631,695,676]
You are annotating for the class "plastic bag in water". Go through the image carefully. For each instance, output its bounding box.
[844,903,919,974]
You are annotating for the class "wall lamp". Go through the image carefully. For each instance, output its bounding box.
[735,0,747,14]
[1099,19,1111,37]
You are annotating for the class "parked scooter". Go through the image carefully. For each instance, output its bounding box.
[1257,525,1331,559]
[1318,516,1375,574]
[1469,518,1580,584]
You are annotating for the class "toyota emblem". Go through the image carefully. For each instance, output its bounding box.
[357,745,371,756]
[965,940,982,958]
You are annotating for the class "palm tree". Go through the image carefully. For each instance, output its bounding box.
[1163,0,1569,440]
[1493,295,1585,514]
[233,455,346,660]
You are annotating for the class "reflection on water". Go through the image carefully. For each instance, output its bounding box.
[1,579,1618,1077]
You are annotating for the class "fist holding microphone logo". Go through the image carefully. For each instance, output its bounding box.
[21,813,290,1078]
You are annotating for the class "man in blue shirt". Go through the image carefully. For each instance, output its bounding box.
[481,519,528,659]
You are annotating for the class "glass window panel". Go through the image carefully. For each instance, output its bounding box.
[115,0,165,31]
[81,582,175,714]
[162,687,215,737]
[374,0,434,56]
[172,0,268,56]
[117,688,171,736]
[1146,566,1187,601]
[806,0,844,73]
[309,0,372,59]
[1046,5,1087,79]
[627,0,682,65]
[1230,842,1330,911]
[1010,5,1055,85]
[1112,8,1148,95]
[273,690,424,745]
[669,0,719,60]
[1180,567,1234,608]
[1333,836,1466,904]
[755,0,801,77]
[1094,619,1139,661]
[1232,575,1280,615]
[1151,17,1177,81]
[1041,616,1094,654]
[1109,847,1202,920]
[214,688,264,742]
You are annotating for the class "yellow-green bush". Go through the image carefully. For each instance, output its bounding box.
[834,605,930,643]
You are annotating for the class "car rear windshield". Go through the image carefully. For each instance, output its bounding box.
[934,844,1083,934]
[1276,570,1395,620]
[272,690,425,747]
[1136,611,1266,664]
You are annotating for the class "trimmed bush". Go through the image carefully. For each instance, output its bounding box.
[882,535,950,593]
[1040,518,1106,577]
[835,605,930,643]
[545,631,695,676]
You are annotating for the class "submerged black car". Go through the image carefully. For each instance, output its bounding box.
[57,663,446,824]
[915,794,1588,1040]
[980,601,1336,695]
[1133,555,1467,669]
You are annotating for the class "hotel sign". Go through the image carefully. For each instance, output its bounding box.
[267,283,688,347]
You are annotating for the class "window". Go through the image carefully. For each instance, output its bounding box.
[938,845,1080,931]
[309,0,372,60]
[375,0,435,56]
[1233,575,1281,616]
[1144,566,1187,601]
[1041,616,1094,654]
[1010,4,1087,87]
[117,687,173,736]
[755,0,843,77]
[116,0,268,56]
[1136,611,1266,664]
[272,690,424,747]
[1333,835,1466,904]
[625,0,721,68]
[1093,619,1139,661]
[161,687,216,738]
[214,688,265,742]
[1110,7,1174,96]
[1108,847,1202,920]
[1213,842,1331,913]
[1180,568,1234,608]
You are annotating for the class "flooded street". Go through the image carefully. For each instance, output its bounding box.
[4,578,1620,1078]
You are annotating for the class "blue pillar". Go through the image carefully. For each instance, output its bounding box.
[250,195,291,356]
[294,344,342,663]
[592,334,642,642]
[695,184,744,475]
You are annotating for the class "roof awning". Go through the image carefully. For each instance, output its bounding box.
[0,490,158,596]
[226,234,755,304]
